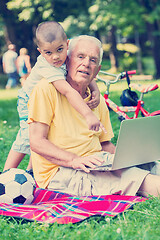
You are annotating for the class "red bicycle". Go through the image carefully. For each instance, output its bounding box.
[97,70,160,121]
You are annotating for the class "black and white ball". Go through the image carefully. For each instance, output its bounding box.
[0,168,36,204]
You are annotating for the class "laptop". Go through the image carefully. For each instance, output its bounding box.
[88,115,160,171]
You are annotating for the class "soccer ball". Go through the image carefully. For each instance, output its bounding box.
[0,168,36,204]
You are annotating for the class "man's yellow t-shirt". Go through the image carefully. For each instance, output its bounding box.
[28,79,114,188]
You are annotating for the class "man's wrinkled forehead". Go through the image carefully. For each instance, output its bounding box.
[73,39,100,60]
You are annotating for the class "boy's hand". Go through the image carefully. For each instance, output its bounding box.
[87,90,100,109]
[85,112,107,134]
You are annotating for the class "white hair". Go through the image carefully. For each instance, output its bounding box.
[68,35,103,65]
[8,44,16,50]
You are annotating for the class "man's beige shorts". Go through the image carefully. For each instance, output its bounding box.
[48,162,160,196]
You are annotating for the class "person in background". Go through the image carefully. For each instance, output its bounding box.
[2,44,18,89]
[17,48,31,86]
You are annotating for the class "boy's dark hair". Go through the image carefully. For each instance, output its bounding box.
[36,21,67,47]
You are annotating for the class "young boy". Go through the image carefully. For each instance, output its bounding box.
[3,21,105,172]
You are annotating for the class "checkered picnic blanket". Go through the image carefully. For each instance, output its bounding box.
[0,188,146,224]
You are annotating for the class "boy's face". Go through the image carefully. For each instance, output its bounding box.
[38,38,68,68]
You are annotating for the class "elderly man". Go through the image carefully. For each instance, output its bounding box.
[28,35,160,197]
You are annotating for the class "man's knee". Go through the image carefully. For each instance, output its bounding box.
[138,173,160,197]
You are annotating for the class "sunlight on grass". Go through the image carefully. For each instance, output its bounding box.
[0,79,159,100]
[0,88,20,100]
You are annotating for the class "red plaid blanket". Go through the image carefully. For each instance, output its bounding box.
[0,188,146,224]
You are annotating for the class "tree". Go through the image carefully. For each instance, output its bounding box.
[89,0,146,72]
[1,0,160,77]
[2,0,92,63]
[139,0,160,78]
[0,0,18,45]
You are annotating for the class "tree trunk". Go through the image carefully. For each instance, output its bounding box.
[140,0,160,78]
[135,29,143,74]
[108,25,119,71]
[146,21,160,79]
[151,22,160,79]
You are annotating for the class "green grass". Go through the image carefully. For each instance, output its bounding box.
[0,87,29,170]
[0,79,160,239]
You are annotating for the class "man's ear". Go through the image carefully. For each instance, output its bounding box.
[37,47,41,54]
[67,39,70,49]
[94,65,101,78]
[65,56,69,68]
[98,65,101,73]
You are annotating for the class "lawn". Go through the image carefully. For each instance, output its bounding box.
[0,78,160,239]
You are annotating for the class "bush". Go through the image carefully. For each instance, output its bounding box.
[0,74,7,88]
[118,53,137,71]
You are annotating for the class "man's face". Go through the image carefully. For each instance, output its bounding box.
[66,39,101,85]
[38,38,68,68]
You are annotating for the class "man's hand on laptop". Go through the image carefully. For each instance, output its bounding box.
[71,155,104,173]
